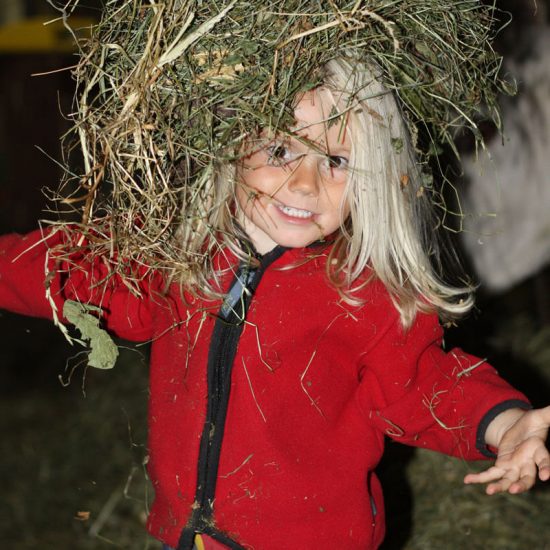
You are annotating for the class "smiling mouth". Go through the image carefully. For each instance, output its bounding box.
[275,203,314,219]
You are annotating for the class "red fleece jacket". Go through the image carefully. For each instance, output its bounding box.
[0,229,529,549]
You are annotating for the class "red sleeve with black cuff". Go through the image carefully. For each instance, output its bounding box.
[0,228,153,342]
[356,298,531,461]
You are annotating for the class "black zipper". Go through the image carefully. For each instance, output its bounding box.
[177,247,286,550]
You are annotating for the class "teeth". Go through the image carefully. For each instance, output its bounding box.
[277,204,313,219]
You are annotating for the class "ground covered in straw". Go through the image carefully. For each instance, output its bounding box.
[1,281,549,549]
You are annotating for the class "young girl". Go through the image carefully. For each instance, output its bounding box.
[1,57,549,550]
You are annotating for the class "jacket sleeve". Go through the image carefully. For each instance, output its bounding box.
[356,307,530,460]
[0,228,153,342]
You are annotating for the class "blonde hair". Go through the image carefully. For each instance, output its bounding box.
[320,57,474,327]
[179,57,474,328]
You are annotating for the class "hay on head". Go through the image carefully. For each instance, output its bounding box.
[50,0,511,287]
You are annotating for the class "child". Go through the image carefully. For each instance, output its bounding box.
[1,51,549,550]
[0,1,550,550]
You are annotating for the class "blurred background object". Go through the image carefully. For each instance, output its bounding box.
[0,0,93,235]
[460,0,550,315]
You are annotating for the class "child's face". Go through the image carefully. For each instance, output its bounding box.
[236,88,351,254]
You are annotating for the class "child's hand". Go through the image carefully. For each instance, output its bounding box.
[464,406,550,495]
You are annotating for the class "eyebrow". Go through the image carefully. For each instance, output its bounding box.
[253,121,350,157]
[289,130,350,154]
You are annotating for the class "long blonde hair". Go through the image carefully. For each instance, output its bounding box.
[179,57,474,328]
[321,57,474,326]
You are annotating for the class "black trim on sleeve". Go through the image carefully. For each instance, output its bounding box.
[476,399,532,458]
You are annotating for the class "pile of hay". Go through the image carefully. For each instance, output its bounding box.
[51,0,510,280]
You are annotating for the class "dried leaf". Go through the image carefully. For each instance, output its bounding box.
[63,299,119,370]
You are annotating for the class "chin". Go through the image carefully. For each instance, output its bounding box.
[276,235,321,249]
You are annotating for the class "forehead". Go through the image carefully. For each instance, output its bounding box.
[291,88,351,148]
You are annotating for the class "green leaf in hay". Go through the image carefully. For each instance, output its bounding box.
[63,299,119,370]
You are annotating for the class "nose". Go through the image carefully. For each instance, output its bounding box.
[286,155,321,197]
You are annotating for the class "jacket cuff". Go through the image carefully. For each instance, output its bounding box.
[476,399,532,458]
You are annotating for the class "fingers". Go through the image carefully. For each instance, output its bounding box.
[535,445,550,482]
[464,440,550,494]
[464,466,536,495]
[465,406,550,495]
[508,473,537,494]
[486,461,537,495]
[539,462,550,481]
[464,466,505,485]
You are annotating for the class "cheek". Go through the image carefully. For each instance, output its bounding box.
[236,173,269,220]
[326,182,349,212]
[235,179,254,214]
[237,163,265,194]
[238,165,284,207]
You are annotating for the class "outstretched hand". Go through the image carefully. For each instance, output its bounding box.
[464,406,550,495]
